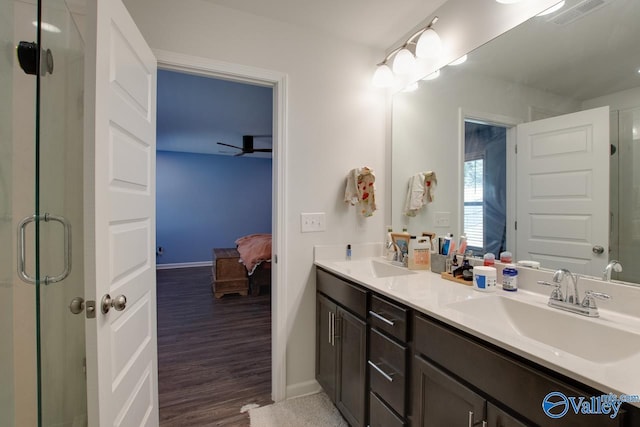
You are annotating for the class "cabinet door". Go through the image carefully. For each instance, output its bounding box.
[413,355,486,427]
[316,293,337,401]
[336,307,367,427]
[487,403,528,427]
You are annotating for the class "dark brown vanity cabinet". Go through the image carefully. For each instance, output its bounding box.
[368,295,410,426]
[412,313,633,427]
[316,269,367,427]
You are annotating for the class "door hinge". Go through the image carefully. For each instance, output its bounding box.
[274,254,278,264]
[515,144,518,154]
[515,221,518,230]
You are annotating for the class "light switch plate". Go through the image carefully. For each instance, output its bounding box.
[301,212,326,233]
[435,211,451,227]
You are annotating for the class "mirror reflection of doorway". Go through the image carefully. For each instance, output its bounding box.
[463,120,507,257]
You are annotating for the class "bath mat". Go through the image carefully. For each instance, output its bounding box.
[248,392,348,427]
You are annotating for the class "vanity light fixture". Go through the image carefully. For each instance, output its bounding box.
[393,47,417,74]
[372,16,441,88]
[537,1,565,16]
[32,20,61,33]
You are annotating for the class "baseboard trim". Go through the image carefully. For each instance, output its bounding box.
[285,380,321,399]
[156,261,213,270]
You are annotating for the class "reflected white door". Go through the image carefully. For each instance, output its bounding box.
[516,106,609,277]
[84,0,158,425]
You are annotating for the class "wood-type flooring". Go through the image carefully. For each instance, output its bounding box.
[157,267,272,426]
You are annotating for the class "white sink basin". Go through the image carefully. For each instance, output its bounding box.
[447,296,640,363]
[333,259,417,278]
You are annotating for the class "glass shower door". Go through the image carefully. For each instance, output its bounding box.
[38,0,87,425]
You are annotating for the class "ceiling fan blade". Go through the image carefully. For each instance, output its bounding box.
[217,142,242,150]
[234,151,245,157]
[252,148,273,152]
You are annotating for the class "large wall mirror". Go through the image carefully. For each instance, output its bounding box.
[391,0,640,284]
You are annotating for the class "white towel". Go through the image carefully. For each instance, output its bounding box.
[403,171,437,217]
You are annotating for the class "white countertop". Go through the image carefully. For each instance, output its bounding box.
[314,254,640,407]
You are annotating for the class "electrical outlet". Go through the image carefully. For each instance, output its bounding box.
[435,212,451,227]
[301,212,326,233]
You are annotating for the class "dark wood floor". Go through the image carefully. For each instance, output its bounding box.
[157,267,272,426]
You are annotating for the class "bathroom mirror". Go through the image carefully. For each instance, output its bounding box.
[391,0,640,284]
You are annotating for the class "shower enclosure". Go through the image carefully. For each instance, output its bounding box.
[1,0,86,425]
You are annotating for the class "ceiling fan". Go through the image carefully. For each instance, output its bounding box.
[217,135,272,156]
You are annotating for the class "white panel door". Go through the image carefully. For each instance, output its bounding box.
[84,0,158,425]
[516,106,609,277]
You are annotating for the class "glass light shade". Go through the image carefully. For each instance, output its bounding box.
[372,64,394,88]
[392,48,417,74]
[415,28,442,59]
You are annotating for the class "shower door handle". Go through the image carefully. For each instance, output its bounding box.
[18,213,72,285]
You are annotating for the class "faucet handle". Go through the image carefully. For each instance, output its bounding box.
[581,290,612,309]
[537,280,564,301]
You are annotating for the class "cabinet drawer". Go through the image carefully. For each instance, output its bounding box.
[369,391,406,427]
[369,295,408,342]
[369,328,407,416]
[413,313,625,427]
[317,268,367,319]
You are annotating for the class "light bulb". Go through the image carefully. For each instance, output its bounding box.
[392,48,417,75]
[415,28,442,59]
[372,64,394,88]
[537,1,565,16]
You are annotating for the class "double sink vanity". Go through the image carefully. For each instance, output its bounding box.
[314,245,640,427]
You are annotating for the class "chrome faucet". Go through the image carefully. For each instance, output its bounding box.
[602,260,622,282]
[552,268,580,304]
[538,268,611,317]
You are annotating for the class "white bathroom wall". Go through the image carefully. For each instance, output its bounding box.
[392,71,581,239]
[582,86,640,112]
[121,0,387,396]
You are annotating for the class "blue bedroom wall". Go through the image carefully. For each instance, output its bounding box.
[156,151,272,264]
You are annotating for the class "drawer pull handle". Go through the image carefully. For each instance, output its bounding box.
[368,360,394,382]
[369,310,395,326]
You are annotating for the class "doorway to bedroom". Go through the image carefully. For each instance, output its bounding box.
[155,69,274,425]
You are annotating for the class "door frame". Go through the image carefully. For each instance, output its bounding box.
[154,49,288,402]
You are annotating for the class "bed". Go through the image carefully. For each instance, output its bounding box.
[235,233,272,295]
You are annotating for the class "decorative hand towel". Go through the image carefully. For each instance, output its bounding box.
[344,167,377,217]
[403,171,437,217]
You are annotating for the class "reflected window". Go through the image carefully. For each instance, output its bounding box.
[464,158,484,248]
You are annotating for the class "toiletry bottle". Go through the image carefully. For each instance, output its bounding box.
[458,235,467,255]
[502,264,518,291]
[500,251,513,263]
[385,226,395,261]
[408,237,431,270]
[483,253,495,266]
[442,235,451,256]
[346,244,352,260]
